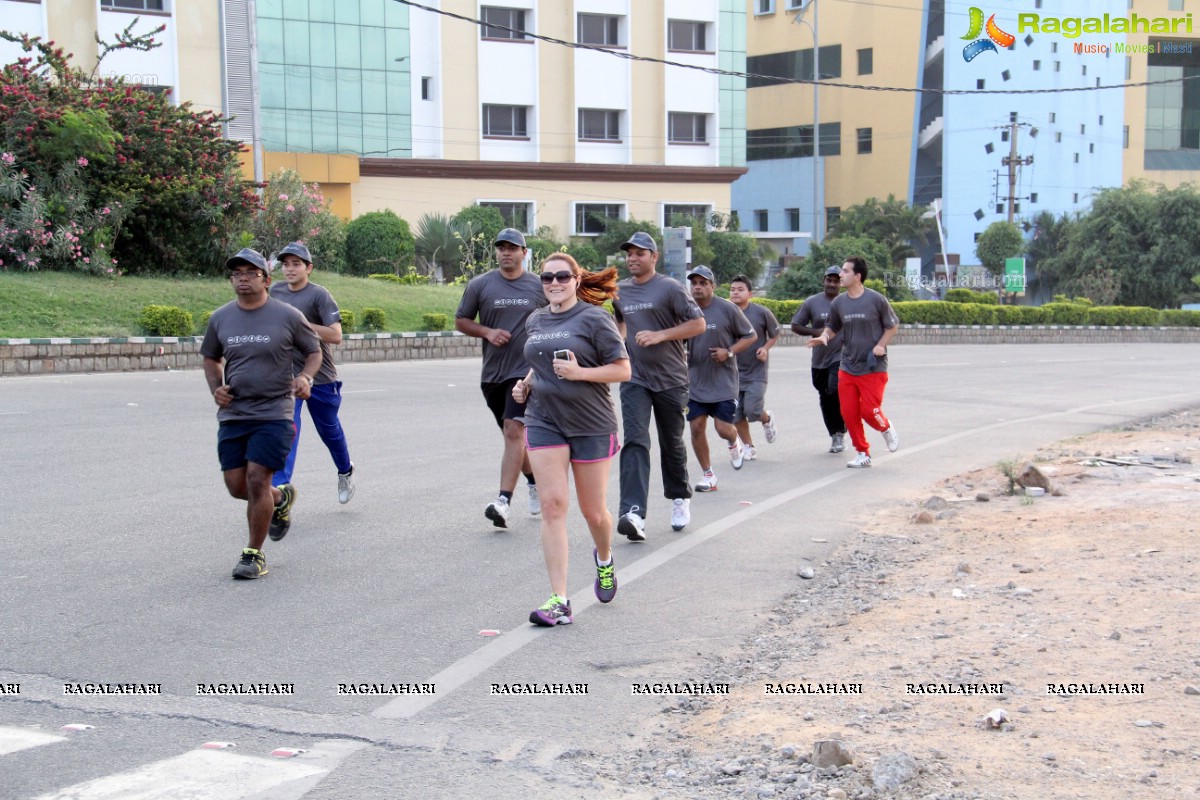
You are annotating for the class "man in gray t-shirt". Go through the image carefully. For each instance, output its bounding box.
[269,241,356,505]
[729,275,780,461]
[611,231,706,539]
[807,257,900,469]
[684,267,756,492]
[455,228,549,527]
[201,248,321,580]
[791,265,848,454]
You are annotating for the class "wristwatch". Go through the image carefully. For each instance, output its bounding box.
[301,374,314,386]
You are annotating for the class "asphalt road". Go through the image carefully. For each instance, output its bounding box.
[2,343,1198,799]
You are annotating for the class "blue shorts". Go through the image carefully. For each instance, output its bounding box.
[525,426,620,464]
[217,419,295,472]
[686,398,738,424]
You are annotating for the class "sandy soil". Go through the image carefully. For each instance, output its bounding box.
[596,410,1200,800]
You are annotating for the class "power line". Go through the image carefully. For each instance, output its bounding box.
[392,0,1200,96]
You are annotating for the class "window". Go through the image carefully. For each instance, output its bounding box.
[575,204,623,235]
[754,210,769,231]
[747,45,842,87]
[102,0,166,8]
[786,208,800,231]
[1169,0,1184,10]
[481,7,527,40]
[577,14,620,46]
[856,127,872,154]
[825,207,841,230]
[747,122,840,160]
[482,104,528,138]
[1051,42,1057,53]
[664,204,711,225]
[668,20,708,52]
[1055,132,1062,142]
[1124,125,1130,148]
[1033,60,1041,71]
[479,202,532,232]
[578,109,621,142]
[1049,112,1056,123]
[669,112,708,144]
[421,77,432,101]
[857,48,873,75]
[756,0,775,15]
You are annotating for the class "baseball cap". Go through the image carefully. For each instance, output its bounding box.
[225,248,269,275]
[824,265,842,277]
[276,242,313,264]
[686,265,716,283]
[619,232,658,253]
[494,228,527,248]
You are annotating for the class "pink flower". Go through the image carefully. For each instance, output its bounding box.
[77,157,88,166]
[0,152,14,165]
[286,204,295,212]
[278,193,289,201]
[83,257,90,263]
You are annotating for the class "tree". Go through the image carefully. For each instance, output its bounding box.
[344,210,414,275]
[831,194,935,266]
[414,212,461,282]
[769,236,897,300]
[590,218,663,272]
[709,230,765,285]
[1023,211,1076,296]
[975,221,1025,276]
[251,169,345,272]
[451,204,505,253]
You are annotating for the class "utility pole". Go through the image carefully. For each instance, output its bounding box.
[1001,120,1033,224]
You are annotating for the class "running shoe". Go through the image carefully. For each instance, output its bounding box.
[485,496,510,528]
[882,424,899,453]
[268,484,295,542]
[617,509,646,542]
[763,412,777,444]
[670,498,691,531]
[528,484,541,516]
[729,440,745,470]
[593,549,617,603]
[529,594,573,626]
[846,451,872,469]
[829,432,846,453]
[743,444,758,461]
[232,548,267,579]
[337,464,355,505]
[695,470,719,492]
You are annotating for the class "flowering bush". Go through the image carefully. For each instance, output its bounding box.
[0,27,258,274]
[250,169,345,272]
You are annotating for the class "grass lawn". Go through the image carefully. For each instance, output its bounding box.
[0,271,467,338]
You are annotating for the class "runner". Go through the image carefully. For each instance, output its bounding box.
[728,275,780,461]
[792,266,848,454]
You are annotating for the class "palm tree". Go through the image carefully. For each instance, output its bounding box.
[415,213,461,283]
[831,195,936,266]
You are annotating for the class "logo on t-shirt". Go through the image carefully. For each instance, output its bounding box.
[622,302,655,313]
[528,331,571,343]
[226,334,272,345]
[493,298,531,307]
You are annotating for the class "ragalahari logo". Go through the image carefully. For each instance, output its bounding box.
[962,7,1015,61]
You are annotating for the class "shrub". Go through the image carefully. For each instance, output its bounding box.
[339,309,357,333]
[1085,306,1159,327]
[1041,302,1089,325]
[360,307,386,332]
[369,268,428,285]
[1160,309,1200,327]
[944,288,999,305]
[891,301,996,325]
[422,313,448,331]
[252,169,346,272]
[1013,306,1048,324]
[139,304,193,337]
[993,306,1023,325]
[752,298,800,325]
[345,210,414,276]
[196,309,215,334]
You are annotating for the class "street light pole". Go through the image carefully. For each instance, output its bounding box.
[793,1,821,243]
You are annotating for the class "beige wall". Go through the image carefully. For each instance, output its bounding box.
[441,0,480,162]
[629,11,666,164]
[537,1,575,164]
[48,0,99,74]
[176,1,223,114]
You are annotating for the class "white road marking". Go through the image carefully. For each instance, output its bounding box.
[373,388,1200,720]
[0,726,66,755]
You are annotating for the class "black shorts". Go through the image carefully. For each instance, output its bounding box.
[481,378,527,428]
[217,419,295,472]
[525,426,620,463]
[686,398,739,424]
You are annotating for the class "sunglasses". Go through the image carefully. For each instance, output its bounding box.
[230,270,263,279]
[540,270,575,284]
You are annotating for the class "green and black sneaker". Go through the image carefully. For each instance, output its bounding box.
[268,483,296,542]
[232,548,267,579]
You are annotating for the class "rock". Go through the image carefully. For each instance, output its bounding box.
[1184,685,1200,695]
[923,496,948,510]
[798,565,816,580]
[827,790,848,800]
[956,562,972,573]
[1024,486,1046,497]
[913,510,935,524]
[812,739,854,768]
[975,493,991,502]
[1016,463,1053,491]
[1109,630,1121,641]
[1013,587,1034,597]
[936,508,959,520]
[1134,720,1155,728]
[721,763,745,775]
[1042,753,1056,762]
[871,752,919,791]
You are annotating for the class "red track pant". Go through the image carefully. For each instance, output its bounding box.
[837,370,890,456]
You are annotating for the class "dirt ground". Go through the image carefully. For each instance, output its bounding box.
[602,410,1200,800]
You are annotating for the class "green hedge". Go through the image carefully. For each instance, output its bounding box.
[891,301,1198,326]
[360,307,386,332]
[139,305,193,337]
[944,288,999,305]
[1040,303,1089,325]
[421,313,448,331]
[1161,309,1200,327]
[751,297,800,324]
[1085,306,1159,327]
[339,310,357,333]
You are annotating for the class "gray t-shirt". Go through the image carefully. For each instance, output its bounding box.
[792,292,842,370]
[200,298,321,422]
[456,269,548,383]
[522,302,628,438]
[269,281,341,385]
[612,273,703,392]
[687,296,755,404]
[734,302,780,386]
[826,289,899,376]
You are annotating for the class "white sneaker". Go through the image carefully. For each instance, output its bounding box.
[485,496,510,528]
[337,463,355,504]
[829,433,846,453]
[742,444,757,461]
[617,509,646,542]
[763,412,777,444]
[670,498,691,531]
[846,451,872,469]
[528,484,541,516]
[729,440,745,470]
[695,469,719,492]
[882,424,899,452]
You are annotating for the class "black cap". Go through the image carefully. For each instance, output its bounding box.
[225,248,269,275]
[619,232,658,253]
[494,228,527,248]
[277,242,313,264]
[824,265,842,277]
[686,265,716,283]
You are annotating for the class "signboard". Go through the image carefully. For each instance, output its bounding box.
[662,227,691,283]
[1004,257,1026,296]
